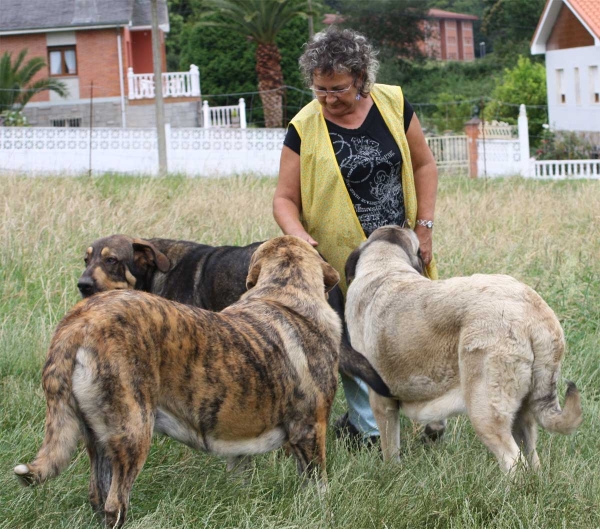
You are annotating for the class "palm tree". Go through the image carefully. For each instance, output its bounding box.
[0,50,68,113]
[201,0,319,128]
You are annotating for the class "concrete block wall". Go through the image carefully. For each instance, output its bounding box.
[126,101,201,128]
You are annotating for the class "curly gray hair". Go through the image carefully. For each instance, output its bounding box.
[298,27,379,95]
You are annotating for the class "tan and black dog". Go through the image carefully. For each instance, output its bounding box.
[77,234,391,397]
[344,226,583,473]
[15,236,342,528]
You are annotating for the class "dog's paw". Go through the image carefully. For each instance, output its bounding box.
[14,464,36,486]
[421,420,447,444]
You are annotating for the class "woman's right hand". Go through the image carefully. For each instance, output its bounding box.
[288,230,318,247]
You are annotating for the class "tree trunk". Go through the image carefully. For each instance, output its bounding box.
[255,42,283,128]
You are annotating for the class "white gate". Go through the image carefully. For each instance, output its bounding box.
[426,135,469,173]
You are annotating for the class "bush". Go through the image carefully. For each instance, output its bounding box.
[0,110,28,126]
[535,129,596,160]
[378,55,501,133]
[485,56,547,146]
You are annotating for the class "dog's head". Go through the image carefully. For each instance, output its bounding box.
[77,235,171,298]
[246,236,339,295]
[345,226,424,286]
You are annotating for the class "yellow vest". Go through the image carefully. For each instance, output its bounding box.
[291,83,438,293]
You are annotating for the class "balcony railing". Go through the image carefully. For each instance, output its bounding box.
[127,65,200,100]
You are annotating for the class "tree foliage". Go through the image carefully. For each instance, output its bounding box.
[180,14,314,125]
[196,0,318,127]
[481,0,546,59]
[0,50,68,113]
[484,56,547,143]
[335,0,429,60]
[166,0,206,71]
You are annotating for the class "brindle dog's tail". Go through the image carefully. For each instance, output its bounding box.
[14,317,84,486]
[339,340,392,398]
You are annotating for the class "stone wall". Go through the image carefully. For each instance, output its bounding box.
[22,99,201,128]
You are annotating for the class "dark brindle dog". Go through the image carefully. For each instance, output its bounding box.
[15,236,342,528]
[77,234,391,397]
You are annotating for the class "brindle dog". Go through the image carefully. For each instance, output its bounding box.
[77,234,391,397]
[15,236,342,528]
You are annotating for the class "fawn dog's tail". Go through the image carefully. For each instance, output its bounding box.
[530,319,583,435]
[14,316,85,486]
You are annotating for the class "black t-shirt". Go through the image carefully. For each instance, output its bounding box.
[284,97,414,236]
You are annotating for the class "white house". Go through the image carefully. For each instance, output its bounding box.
[531,0,600,139]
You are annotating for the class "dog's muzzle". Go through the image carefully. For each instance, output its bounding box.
[77,277,95,297]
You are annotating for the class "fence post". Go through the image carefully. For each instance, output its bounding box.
[518,104,531,177]
[127,67,135,99]
[190,64,200,97]
[202,100,211,128]
[464,117,480,178]
[239,98,247,129]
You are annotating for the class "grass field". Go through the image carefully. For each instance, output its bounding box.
[1,174,599,529]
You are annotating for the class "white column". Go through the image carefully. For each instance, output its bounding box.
[202,100,211,128]
[164,123,171,174]
[239,98,247,129]
[190,64,200,97]
[127,67,135,100]
[518,104,531,178]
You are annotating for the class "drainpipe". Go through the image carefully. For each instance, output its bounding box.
[117,27,127,128]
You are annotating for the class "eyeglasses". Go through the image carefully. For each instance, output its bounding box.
[310,82,354,97]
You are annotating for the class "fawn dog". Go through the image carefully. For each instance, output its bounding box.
[15,236,342,527]
[344,226,583,473]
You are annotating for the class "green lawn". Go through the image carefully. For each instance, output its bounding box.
[1,174,599,528]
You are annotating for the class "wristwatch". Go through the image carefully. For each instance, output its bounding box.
[416,219,434,229]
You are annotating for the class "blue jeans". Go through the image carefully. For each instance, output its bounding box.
[340,371,380,438]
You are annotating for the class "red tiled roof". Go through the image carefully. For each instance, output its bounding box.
[427,8,478,21]
[568,0,600,38]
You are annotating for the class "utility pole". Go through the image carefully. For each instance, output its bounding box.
[307,0,314,38]
[151,0,167,175]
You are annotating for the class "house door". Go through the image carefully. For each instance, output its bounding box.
[130,30,154,74]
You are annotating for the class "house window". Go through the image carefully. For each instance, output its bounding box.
[591,66,599,104]
[574,67,581,106]
[48,46,77,76]
[556,69,566,104]
[51,118,81,128]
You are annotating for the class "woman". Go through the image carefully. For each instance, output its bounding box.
[273,26,441,445]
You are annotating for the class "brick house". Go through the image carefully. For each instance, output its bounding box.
[531,0,600,140]
[0,0,201,127]
[323,8,478,62]
[424,9,478,61]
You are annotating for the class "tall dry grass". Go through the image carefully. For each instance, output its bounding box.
[1,174,599,529]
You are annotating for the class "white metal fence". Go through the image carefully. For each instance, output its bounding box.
[426,135,468,172]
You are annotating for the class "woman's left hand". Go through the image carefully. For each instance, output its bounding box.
[414,224,433,266]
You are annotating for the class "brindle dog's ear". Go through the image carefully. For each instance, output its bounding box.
[246,260,261,290]
[321,261,340,293]
[132,239,171,273]
[345,247,362,286]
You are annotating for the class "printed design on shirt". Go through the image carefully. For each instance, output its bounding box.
[330,132,404,235]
